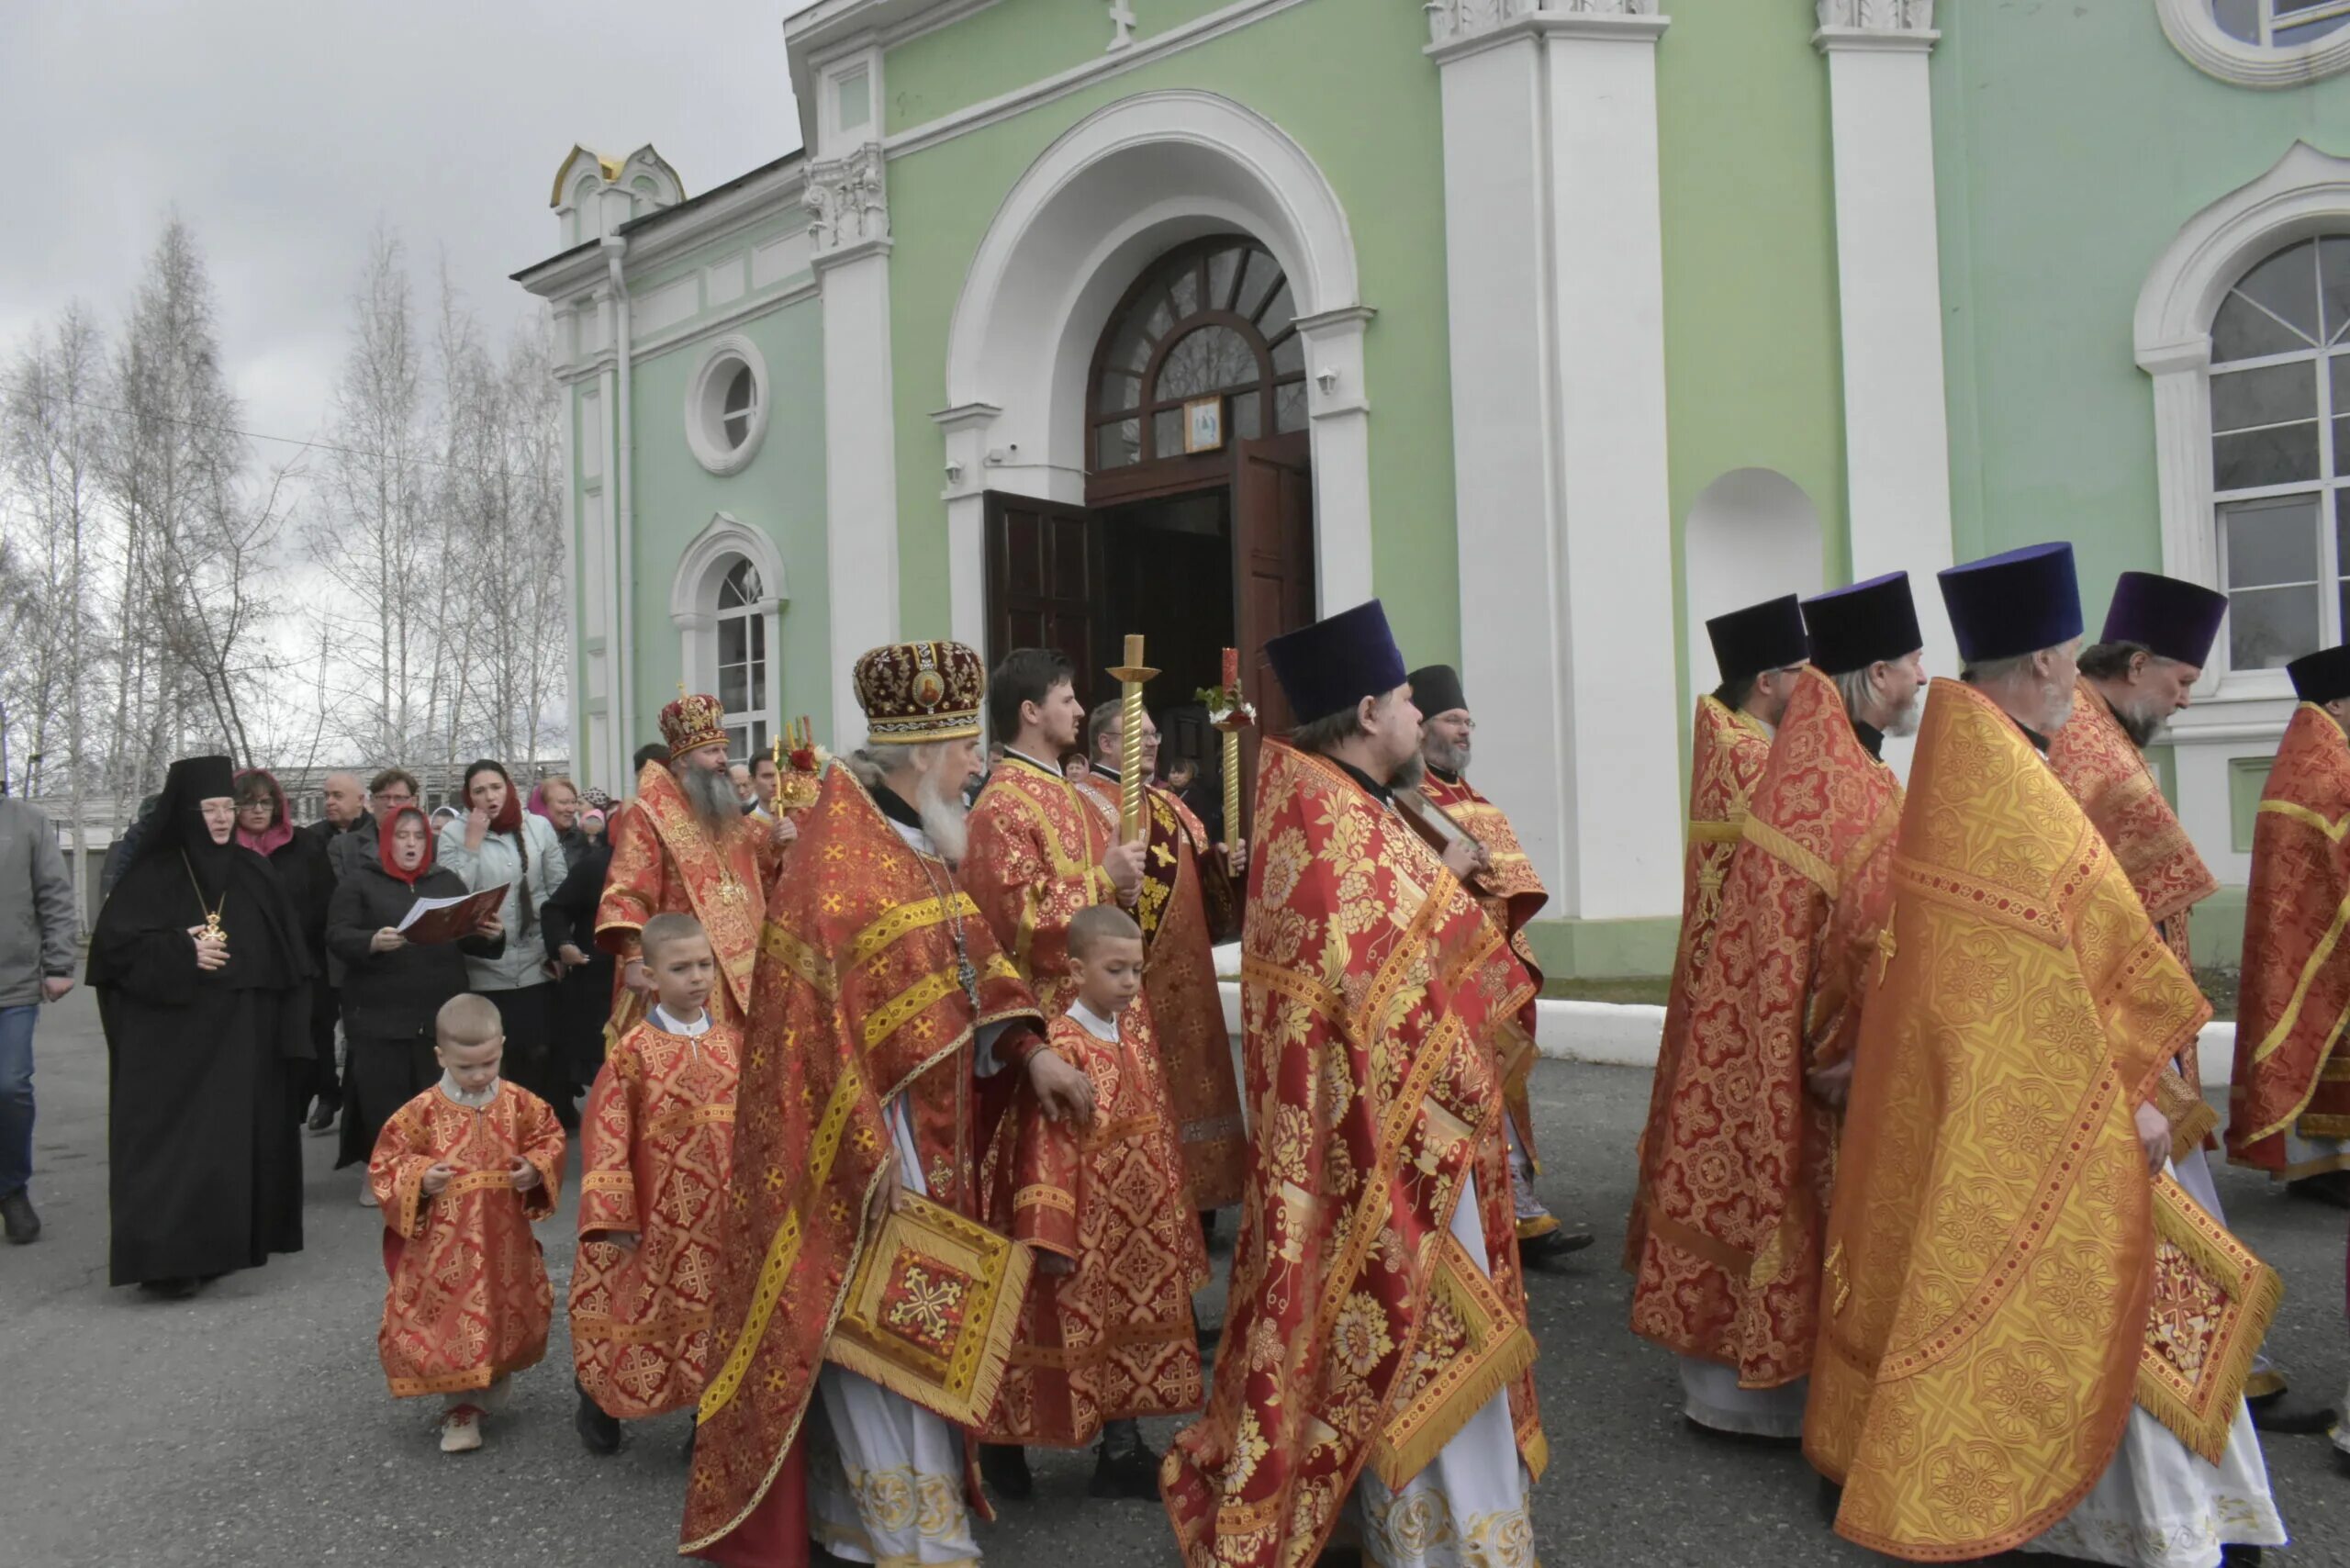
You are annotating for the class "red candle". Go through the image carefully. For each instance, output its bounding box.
[1221,646,1238,689]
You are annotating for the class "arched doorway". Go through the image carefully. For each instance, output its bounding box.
[982,233,1315,801]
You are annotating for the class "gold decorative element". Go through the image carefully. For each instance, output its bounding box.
[1107,633,1158,845]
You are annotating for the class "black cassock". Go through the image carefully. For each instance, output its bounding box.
[88,756,313,1288]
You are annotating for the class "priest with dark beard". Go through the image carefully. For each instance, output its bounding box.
[596,693,793,1044]
[89,754,312,1298]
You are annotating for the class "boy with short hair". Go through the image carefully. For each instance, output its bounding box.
[980,902,1207,1497]
[568,913,741,1454]
[370,993,565,1454]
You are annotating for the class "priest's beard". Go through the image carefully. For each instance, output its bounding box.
[1425,734,1471,776]
[2040,678,2077,734]
[1391,754,1426,793]
[1884,688,1925,738]
[2110,693,2166,748]
[679,762,741,836]
[915,765,971,862]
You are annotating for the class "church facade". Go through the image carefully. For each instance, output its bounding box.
[515,0,2350,978]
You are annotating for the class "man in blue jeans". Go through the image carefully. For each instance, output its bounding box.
[0,790,80,1244]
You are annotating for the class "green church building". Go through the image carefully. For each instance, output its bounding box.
[513,0,2350,979]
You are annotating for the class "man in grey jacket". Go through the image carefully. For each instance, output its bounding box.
[0,792,78,1244]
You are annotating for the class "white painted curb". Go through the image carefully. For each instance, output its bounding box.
[1213,939,2237,1088]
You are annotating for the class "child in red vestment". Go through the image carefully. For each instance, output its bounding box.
[981,903,1208,1497]
[371,993,565,1453]
[568,913,740,1455]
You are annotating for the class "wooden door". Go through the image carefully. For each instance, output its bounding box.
[1229,434,1314,834]
[983,493,1106,711]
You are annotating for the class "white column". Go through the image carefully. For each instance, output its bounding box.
[1429,1,1684,923]
[1295,306,1377,612]
[809,143,901,752]
[933,402,1002,654]
[1817,1,1955,699]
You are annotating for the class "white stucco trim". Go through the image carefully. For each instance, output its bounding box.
[939,88,1370,646]
[681,334,772,476]
[2135,141,2350,689]
[2155,0,2350,89]
[1818,9,1954,765]
[670,513,789,739]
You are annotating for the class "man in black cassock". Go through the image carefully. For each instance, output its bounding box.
[89,754,312,1298]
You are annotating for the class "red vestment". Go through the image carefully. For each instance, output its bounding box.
[570,1014,741,1420]
[1074,767,1248,1210]
[1626,696,1774,1271]
[2229,703,2350,1175]
[979,1009,1208,1448]
[963,753,1116,1020]
[371,1081,565,1397]
[1161,744,1543,1568]
[682,762,1041,1563]
[1628,666,1901,1388]
[1420,767,1548,1193]
[2048,676,2221,1155]
[596,761,777,1037]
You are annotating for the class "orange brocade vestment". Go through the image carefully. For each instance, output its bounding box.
[1074,768,1248,1210]
[1420,768,1549,1175]
[1160,744,1544,1568]
[1626,695,1774,1270]
[979,1009,1208,1448]
[2229,702,2350,1175]
[681,762,1042,1561]
[2048,677,2221,1155]
[1806,679,2213,1562]
[595,760,775,1036]
[371,1082,566,1397]
[1627,666,1900,1389]
[570,1014,740,1421]
[964,754,1118,1020]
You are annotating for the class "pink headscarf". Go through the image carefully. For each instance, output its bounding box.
[232,767,296,857]
[526,782,550,819]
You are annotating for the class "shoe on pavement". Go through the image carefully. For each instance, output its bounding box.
[358,1183,379,1208]
[2286,1170,2350,1208]
[1518,1225,1595,1265]
[441,1406,483,1453]
[1,1190,40,1245]
[138,1277,201,1301]
[2248,1387,2339,1435]
[1089,1434,1164,1500]
[576,1384,621,1455]
[306,1096,340,1136]
[978,1442,1033,1500]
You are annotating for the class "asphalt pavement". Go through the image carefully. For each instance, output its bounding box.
[2,986,2344,1567]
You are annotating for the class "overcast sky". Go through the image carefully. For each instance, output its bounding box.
[0,1,813,460]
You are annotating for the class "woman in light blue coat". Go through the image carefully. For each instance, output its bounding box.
[435,758,573,1127]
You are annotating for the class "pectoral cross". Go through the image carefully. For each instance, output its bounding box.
[1875,912,1898,985]
[1106,0,1136,51]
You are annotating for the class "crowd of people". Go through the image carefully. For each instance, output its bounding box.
[5,540,2350,1566]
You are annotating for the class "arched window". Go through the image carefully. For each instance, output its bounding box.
[1087,237,1307,472]
[716,558,769,760]
[2211,1,2350,49]
[2210,236,2350,669]
[2158,0,2350,85]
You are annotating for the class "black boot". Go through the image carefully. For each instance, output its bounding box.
[1,1189,39,1245]
[2221,1547,2264,1566]
[1089,1421,1162,1500]
[574,1383,621,1455]
[979,1442,1033,1500]
[2248,1384,2340,1434]
[2286,1169,2350,1208]
[1518,1223,1595,1265]
[306,1094,340,1136]
[138,1277,200,1301]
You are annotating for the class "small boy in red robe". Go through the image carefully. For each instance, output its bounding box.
[371,993,565,1454]
[981,903,1208,1497]
[568,913,739,1455]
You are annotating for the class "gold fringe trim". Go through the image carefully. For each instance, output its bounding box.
[823,1194,1035,1428]
[1369,1237,1538,1491]
[2132,1174,2284,1466]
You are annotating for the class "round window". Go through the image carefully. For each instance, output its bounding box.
[685,336,769,476]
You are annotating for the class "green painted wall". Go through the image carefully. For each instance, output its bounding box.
[1656,3,1850,728]
[1930,5,2350,605]
[619,297,836,747]
[884,0,1238,136]
[878,0,1464,664]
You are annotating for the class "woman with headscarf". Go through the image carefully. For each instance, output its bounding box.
[233,768,337,1127]
[326,805,507,1196]
[539,787,617,1111]
[87,755,313,1298]
[436,759,571,1127]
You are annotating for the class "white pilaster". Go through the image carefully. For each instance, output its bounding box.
[1294,305,1377,612]
[1817,2,1955,700]
[933,401,1002,653]
[1430,0,1683,923]
[809,141,901,752]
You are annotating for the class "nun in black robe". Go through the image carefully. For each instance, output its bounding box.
[89,755,313,1295]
